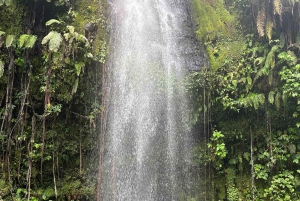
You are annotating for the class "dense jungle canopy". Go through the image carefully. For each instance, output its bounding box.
[1,0,300,200]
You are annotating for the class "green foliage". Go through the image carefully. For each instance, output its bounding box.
[0,0,106,199]
[207,131,227,169]
[264,171,298,200]
[19,34,37,48]
[45,19,61,26]
[42,31,63,52]
[5,34,14,47]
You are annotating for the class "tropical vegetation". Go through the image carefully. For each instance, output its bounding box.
[1,0,300,200]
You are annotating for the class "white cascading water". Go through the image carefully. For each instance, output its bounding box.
[102,0,207,200]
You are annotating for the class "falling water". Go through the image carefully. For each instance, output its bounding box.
[102,0,207,200]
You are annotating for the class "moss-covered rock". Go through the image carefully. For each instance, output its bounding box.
[192,0,244,71]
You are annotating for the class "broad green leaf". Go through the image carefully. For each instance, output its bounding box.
[5,34,14,48]
[19,34,29,48]
[45,19,61,26]
[26,35,37,48]
[42,31,62,52]
[0,0,4,6]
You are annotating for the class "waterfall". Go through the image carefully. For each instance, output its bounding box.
[101,0,207,200]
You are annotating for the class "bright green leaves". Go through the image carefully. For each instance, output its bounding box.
[19,34,37,48]
[5,34,14,47]
[208,131,227,169]
[238,93,265,109]
[42,31,63,52]
[0,33,37,49]
[264,171,297,201]
[75,62,85,76]
[254,164,269,180]
[0,34,37,48]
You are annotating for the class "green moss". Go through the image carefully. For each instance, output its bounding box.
[192,0,244,71]
[192,0,234,40]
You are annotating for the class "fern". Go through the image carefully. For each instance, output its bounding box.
[268,91,275,104]
[274,0,282,16]
[5,34,14,48]
[254,46,278,84]
[254,57,265,66]
[265,46,278,69]
[42,31,62,52]
[265,17,273,41]
[257,4,266,37]
[0,60,4,78]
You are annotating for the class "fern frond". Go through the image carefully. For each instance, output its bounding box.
[268,91,275,104]
[257,4,266,37]
[266,18,273,41]
[274,0,282,16]
[254,57,265,66]
[265,45,278,69]
[275,92,281,110]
